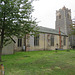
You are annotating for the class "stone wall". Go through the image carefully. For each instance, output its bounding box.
[2,42,14,55]
[28,33,69,51]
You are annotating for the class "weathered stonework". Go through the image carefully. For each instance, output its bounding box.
[55,6,75,48]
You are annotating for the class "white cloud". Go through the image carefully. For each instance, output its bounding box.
[32,0,75,29]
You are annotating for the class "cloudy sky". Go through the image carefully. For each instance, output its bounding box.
[32,0,75,29]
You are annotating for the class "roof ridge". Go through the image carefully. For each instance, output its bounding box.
[38,26,67,36]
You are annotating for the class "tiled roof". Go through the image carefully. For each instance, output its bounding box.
[38,26,67,36]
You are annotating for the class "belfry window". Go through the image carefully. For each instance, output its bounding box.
[59,15,61,19]
[67,14,69,18]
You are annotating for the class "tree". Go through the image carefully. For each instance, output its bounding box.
[70,24,75,35]
[70,18,75,35]
[0,0,38,61]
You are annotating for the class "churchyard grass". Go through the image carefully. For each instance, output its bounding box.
[0,50,75,75]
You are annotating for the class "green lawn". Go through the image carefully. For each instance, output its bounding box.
[0,50,75,75]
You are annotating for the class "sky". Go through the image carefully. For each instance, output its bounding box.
[32,0,75,29]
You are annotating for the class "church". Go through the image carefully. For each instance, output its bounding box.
[13,26,69,52]
[2,6,73,54]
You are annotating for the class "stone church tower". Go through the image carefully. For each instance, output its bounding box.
[55,6,75,48]
[55,6,72,35]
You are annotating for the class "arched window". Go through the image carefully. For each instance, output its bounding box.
[51,35,54,46]
[63,36,66,45]
[18,38,22,47]
[34,34,39,46]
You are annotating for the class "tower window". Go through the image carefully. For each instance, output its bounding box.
[59,15,61,19]
[67,14,69,18]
